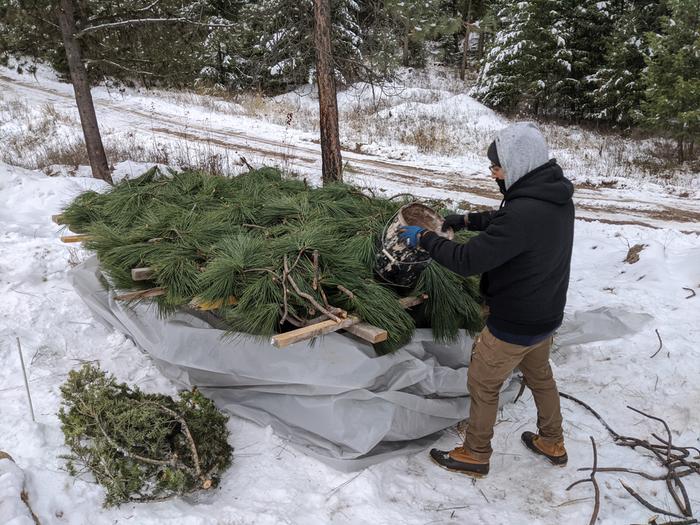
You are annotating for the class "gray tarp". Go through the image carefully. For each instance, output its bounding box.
[68,257,651,470]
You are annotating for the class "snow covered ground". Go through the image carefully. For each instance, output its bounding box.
[1,63,699,524]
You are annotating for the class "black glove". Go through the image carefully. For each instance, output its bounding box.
[441,214,467,232]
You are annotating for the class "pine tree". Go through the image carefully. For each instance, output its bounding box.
[475,0,618,119]
[473,0,574,116]
[229,0,363,92]
[590,0,666,125]
[383,0,460,67]
[563,0,614,119]
[640,0,700,161]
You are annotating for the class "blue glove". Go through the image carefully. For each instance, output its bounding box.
[398,225,426,248]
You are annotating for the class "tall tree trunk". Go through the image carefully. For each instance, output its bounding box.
[57,0,112,184]
[477,30,485,59]
[402,31,410,67]
[459,1,473,81]
[313,0,342,184]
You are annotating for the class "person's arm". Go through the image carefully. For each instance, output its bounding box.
[466,210,497,231]
[420,211,526,277]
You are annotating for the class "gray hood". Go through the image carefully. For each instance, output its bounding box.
[495,122,550,190]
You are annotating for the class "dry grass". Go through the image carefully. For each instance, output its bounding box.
[0,93,248,178]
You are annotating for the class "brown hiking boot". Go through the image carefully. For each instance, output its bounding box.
[521,431,568,466]
[429,447,490,477]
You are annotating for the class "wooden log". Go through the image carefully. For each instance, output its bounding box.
[189,296,238,311]
[344,322,388,343]
[52,214,65,224]
[60,234,91,243]
[131,267,154,281]
[271,316,361,348]
[114,287,165,301]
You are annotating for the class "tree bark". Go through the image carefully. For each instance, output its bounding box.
[57,0,112,184]
[459,1,473,81]
[402,34,410,67]
[313,0,342,184]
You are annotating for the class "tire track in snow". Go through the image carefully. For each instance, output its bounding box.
[2,75,698,232]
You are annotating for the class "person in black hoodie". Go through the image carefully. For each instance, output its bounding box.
[399,122,575,477]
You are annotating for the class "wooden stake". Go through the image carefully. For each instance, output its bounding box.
[60,234,91,243]
[114,287,166,301]
[270,294,426,348]
[131,267,154,281]
[189,296,238,311]
[344,323,388,343]
[16,337,35,423]
[399,294,428,309]
[271,316,361,348]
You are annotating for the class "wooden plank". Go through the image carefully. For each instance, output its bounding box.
[344,322,388,343]
[60,234,91,243]
[114,287,166,301]
[271,316,361,348]
[52,214,65,224]
[131,267,154,281]
[270,294,428,348]
[398,294,428,309]
[189,296,238,311]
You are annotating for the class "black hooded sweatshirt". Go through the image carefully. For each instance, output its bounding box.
[420,160,575,336]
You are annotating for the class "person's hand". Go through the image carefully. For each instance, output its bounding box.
[442,214,467,232]
[398,225,426,248]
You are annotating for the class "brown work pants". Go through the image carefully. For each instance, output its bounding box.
[464,327,563,462]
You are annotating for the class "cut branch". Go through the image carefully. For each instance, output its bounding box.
[284,255,341,323]
[565,436,600,525]
[75,17,234,38]
[620,481,684,519]
[649,328,664,358]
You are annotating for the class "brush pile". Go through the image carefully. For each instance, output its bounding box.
[61,167,482,352]
[59,364,232,507]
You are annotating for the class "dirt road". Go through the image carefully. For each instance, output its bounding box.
[2,74,698,232]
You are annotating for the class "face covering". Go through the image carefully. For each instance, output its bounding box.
[496,178,507,195]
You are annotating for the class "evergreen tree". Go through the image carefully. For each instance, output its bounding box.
[590,0,666,125]
[229,0,364,92]
[640,0,700,161]
[475,0,616,119]
[564,0,614,119]
[383,0,460,67]
[473,0,574,116]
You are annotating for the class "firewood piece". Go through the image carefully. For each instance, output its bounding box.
[131,267,155,281]
[60,234,91,243]
[114,287,165,301]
